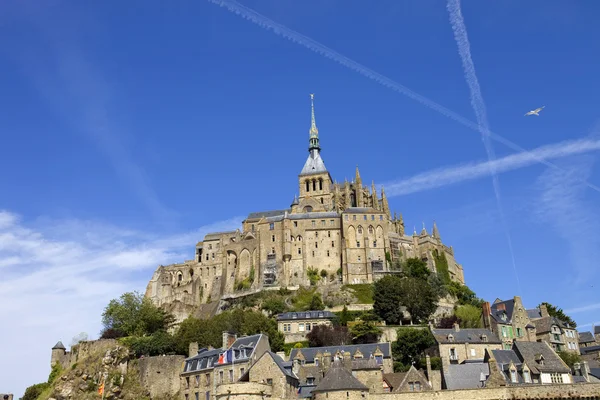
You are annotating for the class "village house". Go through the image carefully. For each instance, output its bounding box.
[276,310,335,343]
[578,331,598,348]
[527,304,579,353]
[431,323,503,365]
[482,296,537,349]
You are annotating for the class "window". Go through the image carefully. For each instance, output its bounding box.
[269,223,274,230]
[267,378,273,385]
[315,231,319,238]
[206,254,209,261]
[371,215,375,221]
[251,224,255,231]
[299,323,305,332]
[315,242,318,248]
[409,382,414,392]
[185,395,189,400]
[356,241,361,247]
[195,393,199,400]
[328,231,331,237]
[523,370,531,383]
[229,370,233,382]
[470,348,476,357]
[272,235,275,242]
[211,253,214,260]
[312,251,315,257]
[368,226,374,234]
[294,221,298,227]
[345,215,349,221]
[332,241,335,247]
[307,323,312,331]
[330,220,335,226]
[353,215,356,221]
[363,215,367,220]
[219,371,223,384]
[375,355,383,365]
[206,392,210,400]
[327,251,330,257]
[502,326,508,338]
[357,226,363,234]
[315,358,320,366]
[517,327,522,337]
[307,377,315,385]
[380,215,383,220]
[550,373,563,384]
[358,255,361,261]
[449,348,457,360]
[306,181,310,192]
[195,375,200,386]
[510,369,518,383]
[320,198,324,204]
[482,334,488,342]
[313,180,316,191]
[554,334,561,341]
[208,244,212,250]
[373,241,377,247]
[298,248,302,255]
[321,220,326,226]
[271,247,275,254]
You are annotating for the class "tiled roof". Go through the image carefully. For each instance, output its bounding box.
[443,363,489,390]
[491,349,522,370]
[300,150,328,176]
[432,328,501,344]
[579,331,595,343]
[246,209,290,220]
[513,341,570,374]
[312,362,368,393]
[581,345,600,355]
[276,310,335,321]
[351,358,380,370]
[533,316,564,334]
[289,343,391,362]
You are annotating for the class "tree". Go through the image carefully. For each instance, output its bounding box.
[373,275,404,325]
[404,258,430,281]
[437,314,459,329]
[455,305,483,328]
[306,325,352,347]
[447,281,484,308]
[339,305,352,326]
[309,293,325,311]
[22,383,50,400]
[101,291,174,337]
[399,277,438,324]
[122,330,177,357]
[393,328,435,371]
[350,321,382,344]
[540,302,577,328]
[262,298,287,316]
[558,350,581,368]
[70,332,89,346]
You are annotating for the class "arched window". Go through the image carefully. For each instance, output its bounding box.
[320,198,324,204]
[306,180,310,192]
[368,226,374,235]
[319,178,323,190]
[298,235,303,241]
[304,206,313,213]
[312,179,316,191]
[357,226,363,235]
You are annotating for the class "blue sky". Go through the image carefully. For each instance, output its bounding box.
[1,0,600,395]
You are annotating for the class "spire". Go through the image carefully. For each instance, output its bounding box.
[432,221,440,240]
[420,222,428,236]
[381,186,390,217]
[372,181,378,210]
[308,93,320,153]
[355,165,362,185]
[413,226,417,236]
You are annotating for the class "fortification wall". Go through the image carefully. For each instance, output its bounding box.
[137,355,185,399]
[215,382,272,400]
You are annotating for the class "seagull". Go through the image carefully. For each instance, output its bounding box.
[525,106,545,116]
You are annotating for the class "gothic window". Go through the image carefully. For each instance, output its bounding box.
[319,179,323,190]
[380,215,383,220]
[298,235,303,241]
[313,180,316,191]
[357,226,363,235]
[368,226,374,235]
[306,180,310,192]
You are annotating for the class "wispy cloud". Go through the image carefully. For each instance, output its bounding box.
[577,321,600,329]
[447,0,521,294]
[565,303,600,315]
[0,210,242,397]
[207,0,600,193]
[383,137,600,197]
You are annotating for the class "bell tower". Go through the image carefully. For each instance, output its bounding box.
[297,94,333,212]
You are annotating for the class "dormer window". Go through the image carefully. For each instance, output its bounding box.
[481,334,488,342]
[448,334,454,342]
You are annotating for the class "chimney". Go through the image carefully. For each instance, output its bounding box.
[540,304,549,318]
[582,361,590,382]
[453,322,460,332]
[426,355,432,386]
[189,342,199,358]
[496,303,506,312]
[482,302,492,329]
[222,331,237,350]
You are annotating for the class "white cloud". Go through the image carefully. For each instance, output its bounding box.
[383,137,600,197]
[565,303,600,315]
[0,210,242,397]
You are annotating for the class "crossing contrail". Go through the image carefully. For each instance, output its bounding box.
[446,0,521,294]
[206,0,600,194]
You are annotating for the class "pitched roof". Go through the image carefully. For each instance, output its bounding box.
[300,150,328,176]
[312,362,368,393]
[533,316,564,334]
[261,352,298,380]
[491,349,522,370]
[246,209,290,220]
[203,230,237,241]
[579,331,595,343]
[351,358,380,370]
[383,372,407,390]
[490,299,515,324]
[526,308,542,320]
[432,328,501,344]
[443,363,489,390]
[289,343,391,362]
[276,310,335,321]
[183,334,264,373]
[52,341,66,350]
[581,345,600,355]
[595,326,600,335]
[512,341,570,374]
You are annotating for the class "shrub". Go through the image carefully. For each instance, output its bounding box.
[320,269,328,278]
[22,383,49,400]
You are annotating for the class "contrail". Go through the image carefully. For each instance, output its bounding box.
[384,137,600,197]
[446,0,521,294]
[206,0,600,194]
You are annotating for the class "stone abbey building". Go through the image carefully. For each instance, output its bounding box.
[146,96,465,321]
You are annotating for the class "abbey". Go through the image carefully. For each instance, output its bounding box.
[145,96,465,321]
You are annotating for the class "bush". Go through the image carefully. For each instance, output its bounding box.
[22,383,49,400]
[306,325,352,347]
[48,362,62,383]
[320,269,328,278]
[307,268,320,286]
[122,331,177,357]
[101,328,125,339]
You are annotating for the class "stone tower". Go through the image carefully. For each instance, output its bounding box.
[51,341,66,367]
[297,94,333,211]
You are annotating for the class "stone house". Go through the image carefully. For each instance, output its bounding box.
[507,341,572,384]
[596,326,600,343]
[482,296,537,349]
[527,304,579,353]
[311,361,369,400]
[181,332,269,400]
[578,331,598,348]
[237,351,299,398]
[383,365,436,393]
[277,310,335,343]
[432,323,503,365]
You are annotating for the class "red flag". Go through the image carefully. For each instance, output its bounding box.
[218,353,225,364]
[98,382,104,396]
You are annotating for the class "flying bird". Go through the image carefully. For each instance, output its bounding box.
[525,106,545,116]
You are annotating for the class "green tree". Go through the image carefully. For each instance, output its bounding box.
[373,275,404,325]
[447,281,484,308]
[339,305,352,326]
[122,330,177,357]
[101,291,174,337]
[393,328,435,371]
[309,293,325,310]
[455,304,483,328]
[404,258,431,280]
[540,302,577,327]
[262,298,287,316]
[306,325,352,347]
[350,321,382,344]
[399,277,438,324]
[558,350,581,368]
[22,383,50,400]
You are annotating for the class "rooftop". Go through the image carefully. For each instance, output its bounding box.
[432,328,501,344]
[513,341,570,374]
[300,149,328,176]
[312,361,368,393]
[289,342,391,363]
[579,331,595,343]
[276,310,335,321]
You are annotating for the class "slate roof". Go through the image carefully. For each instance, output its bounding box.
[432,328,501,344]
[52,341,66,350]
[526,308,542,320]
[595,326,600,335]
[443,363,489,390]
[276,310,335,321]
[579,331,595,344]
[183,334,263,373]
[513,341,570,374]
[204,230,237,241]
[312,362,368,393]
[590,368,600,380]
[383,372,407,390]
[300,150,328,176]
[246,209,290,220]
[297,385,315,398]
[490,299,515,324]
[263,351,298,380]
[351,358,380,370]
[288,211,339,220]
[581,345,600,355]
[533,316,566,334]
[289,342,391,363]
[344,207,380,214]
[491,349,522,370]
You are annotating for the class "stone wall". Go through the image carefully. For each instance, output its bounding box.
[138,355,185,399]
[215,382,272,399]
[52,339,118,370]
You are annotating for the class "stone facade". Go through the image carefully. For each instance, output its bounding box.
[138,355,185,399]
[432,324,503,366]
[145,96,466,324]
[277,310,335,343]
[50,339,119,370]
[239,351,299,399]
[482,296,537,349]
[529,305,579,353]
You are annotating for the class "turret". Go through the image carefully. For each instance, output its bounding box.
[344,179,351,209]
[371,181,378,210]
[432,221,441,241]
[381,186,390,217]
[420,222,428,237]
[51,341,67,367]
[355,166,363,207]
